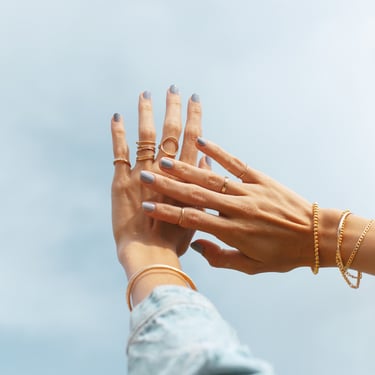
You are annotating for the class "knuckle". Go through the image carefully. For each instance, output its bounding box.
[139,101,153,112]
[184,207,201,227]
[206,173,222,192]
[189,186,206,206]
[164,118,181,129]
[139,128,156,141]
[111,178,127,195]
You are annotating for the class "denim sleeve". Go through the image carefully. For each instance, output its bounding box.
[127,285,274,375]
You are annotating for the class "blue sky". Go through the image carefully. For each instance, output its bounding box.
[1,1,375,374]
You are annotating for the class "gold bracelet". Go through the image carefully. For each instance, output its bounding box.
[126,264,197,311]
[336,211,373,289]
[311,202,320,275]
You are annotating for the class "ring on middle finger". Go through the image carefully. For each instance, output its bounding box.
[158,136,179,157]
[136,140,156,161]
[220,176,229,194]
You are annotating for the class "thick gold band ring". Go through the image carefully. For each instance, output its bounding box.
[158,136,179,157]
[220,176,229,194]
[113,158,131,167]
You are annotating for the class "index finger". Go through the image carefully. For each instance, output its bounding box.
[111,113,131,181]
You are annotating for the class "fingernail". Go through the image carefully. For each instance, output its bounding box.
[197,137,206,146]
[143,91,151,99]
[169,84,179,94]
[113,113,121,122]
[191,241,204,254]
[205,156,212,167]
[140,171,155,184]
[160,157,174,169]
[191,93,200,103]
[142,202,156,212]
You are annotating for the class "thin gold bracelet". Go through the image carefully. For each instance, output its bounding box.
[336,211,373,289]
[126,264,197,311]
[311,202,320,275]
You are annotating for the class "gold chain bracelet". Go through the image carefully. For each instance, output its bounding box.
[311,202,320,275]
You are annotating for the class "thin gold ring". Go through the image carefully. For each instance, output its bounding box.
[220,176,229,194]
[136,154,155,161]
[237,164,248,179]
[113,158,131,167]
[158,136,179,157]
[178,207,185,226]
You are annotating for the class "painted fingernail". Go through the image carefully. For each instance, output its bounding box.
[191,241,204,254]
[140,171,155,184]
[169,84,179,94]
[143,91,151,99]
[160,157,174,169]
[142,202,156,212]
[113,113,121,122]
[205,156,212,167]
[197,137,206,146]
[191,93,200,103]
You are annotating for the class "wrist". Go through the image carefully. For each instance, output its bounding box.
[117,242,181,279]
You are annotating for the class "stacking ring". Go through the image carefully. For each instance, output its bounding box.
[220,176,229,194]
[113,158,131,167]
[158,136,179,157]
[136,140,156,161]
[178,207,185,226]
[237,164,248,179]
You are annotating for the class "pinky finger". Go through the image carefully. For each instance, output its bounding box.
[190,239,261,275]
[141,202,227,237]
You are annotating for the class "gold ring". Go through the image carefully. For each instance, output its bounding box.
[136,141,156,162]
[113,158,131,167]
[237,164,248,179]
[178,207,185,226]
[220,176,229,194]
[158,136,179,157]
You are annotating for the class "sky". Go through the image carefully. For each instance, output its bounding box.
[1,0,375,374]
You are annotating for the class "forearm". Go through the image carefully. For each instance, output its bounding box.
[317,208,375,275]
[118,244,187,308]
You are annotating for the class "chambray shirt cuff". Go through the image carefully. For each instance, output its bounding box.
[127,285,274,375]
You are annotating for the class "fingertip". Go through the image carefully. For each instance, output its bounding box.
[113,113,121,122]
[142,202,156,212]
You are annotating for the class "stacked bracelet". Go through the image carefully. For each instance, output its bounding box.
[126,264,197,311]
[336,211,374,289]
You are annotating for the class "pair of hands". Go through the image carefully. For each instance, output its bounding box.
[111,87,315,277]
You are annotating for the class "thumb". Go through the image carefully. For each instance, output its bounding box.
[190,239,259,275]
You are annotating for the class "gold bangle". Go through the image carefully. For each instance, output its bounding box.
[126,264,197,311]
[311,202,320,275]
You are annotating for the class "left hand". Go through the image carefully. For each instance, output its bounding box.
[111,88,209,276]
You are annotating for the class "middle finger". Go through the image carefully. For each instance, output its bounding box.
[159,158,248,196]
[155,85,183,162]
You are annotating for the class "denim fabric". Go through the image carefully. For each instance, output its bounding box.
[128,285,274,375]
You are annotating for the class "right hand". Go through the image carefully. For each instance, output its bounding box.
[139,138,328,274]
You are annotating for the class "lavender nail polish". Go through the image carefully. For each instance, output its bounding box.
[197,137,207,146]
[142,202,156,212]
[169,84,179,94]
[205,156,212,167]
[160,158,174,169]
[191,241,204,254]
[143,91,151,99]
[191,93,200,103]
[113,113,121,122]
[140,171,155,184]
